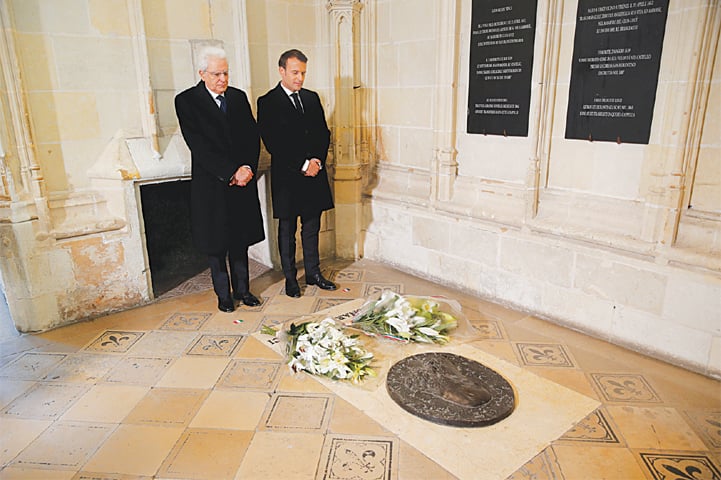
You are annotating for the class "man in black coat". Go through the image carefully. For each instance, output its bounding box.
[257,49,338,298]
[175,46,264,312]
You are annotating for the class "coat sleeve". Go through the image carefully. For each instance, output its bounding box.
[306,91,331,165]
[175,91,237,183]
[234,91,261,176]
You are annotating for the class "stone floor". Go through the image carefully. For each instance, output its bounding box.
[0,259,719,479]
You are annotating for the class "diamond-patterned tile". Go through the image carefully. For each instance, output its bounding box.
[160,312,212,330]
[313,297,356,313]
[362,284,403,297]
[330,270,364,282]
[515,343,575,367]
[3,383,88,419]
[590,373,662,403]
[506,447,563,480]
[216,359,282,391]
[83,331,144,353]
[0,353,67,380]
[317,435,396,480]
[262,394,333,432]
[186,334,244,356]
[558,408,621,444]
[470,319,505,340]
[102,357,174,386]
[42,354,121,383]
[639,452,721,480]
[260,314,296,329]
[683,410,721,450]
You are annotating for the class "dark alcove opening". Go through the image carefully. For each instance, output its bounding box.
[139,180,207,297]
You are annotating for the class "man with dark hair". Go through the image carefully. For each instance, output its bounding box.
[175,46,264,312]
[257,49,337,298]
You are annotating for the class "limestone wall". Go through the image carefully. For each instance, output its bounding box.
[363,0,721,378]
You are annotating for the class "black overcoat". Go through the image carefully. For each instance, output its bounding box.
[175,82,264,254]
[256,83,334,219]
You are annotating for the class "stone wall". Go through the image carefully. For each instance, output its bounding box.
[363,0,721,378]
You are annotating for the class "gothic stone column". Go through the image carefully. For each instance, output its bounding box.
[327,0,364,259]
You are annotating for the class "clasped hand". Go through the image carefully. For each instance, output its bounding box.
[229,166,253,187]
[304,158,321,177]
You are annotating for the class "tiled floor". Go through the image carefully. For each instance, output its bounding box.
[0,259,719,479]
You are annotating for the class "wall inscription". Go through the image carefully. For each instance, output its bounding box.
[565,0,670,144]
[467,0,538,137]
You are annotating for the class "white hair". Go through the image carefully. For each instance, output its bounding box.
[197,46,227,72]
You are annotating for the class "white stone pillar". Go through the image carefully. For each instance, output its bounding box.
[525,0,564,221]
[431,0,460,203]
[128,0,161,159]
[0,0,49,228]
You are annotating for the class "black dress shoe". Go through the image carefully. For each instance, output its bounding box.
[285,280,301,298]
[218,298,235,313]
[235,292,261,307]
[305,273,337,291]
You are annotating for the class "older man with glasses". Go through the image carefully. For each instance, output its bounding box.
[175,46,265,312]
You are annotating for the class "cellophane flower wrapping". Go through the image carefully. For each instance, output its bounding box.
[348,290,466,344]
[262,317,375,383]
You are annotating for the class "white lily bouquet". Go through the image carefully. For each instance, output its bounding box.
[261,318,375,383]
[349,291,458,344]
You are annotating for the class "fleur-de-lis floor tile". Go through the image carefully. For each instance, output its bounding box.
[362,284,403,297]
[683,410,721,449]
[639,452,721,480]
[83,331,144,353]
[330,270,364,282]
[160,312,212,330]
[515,343,575,367]
[558,408,621,444]
[471,320,505,340]
[0,352,67,380]
[186,335,244,356]
[590,373,662,403]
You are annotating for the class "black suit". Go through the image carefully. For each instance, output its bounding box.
[257,83,333,281]
[175,81,264,299]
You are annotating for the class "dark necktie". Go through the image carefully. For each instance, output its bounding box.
[291,92,303,113]
[217,95,226,113]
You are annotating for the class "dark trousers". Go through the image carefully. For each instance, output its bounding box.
[278,213,321,281]
[207,246,249,301]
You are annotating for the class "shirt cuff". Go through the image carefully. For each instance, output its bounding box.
[302,159,323,172]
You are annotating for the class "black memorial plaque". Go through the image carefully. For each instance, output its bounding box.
[467,0,538,136]
[386,352,516,427]
[565,0,670,144]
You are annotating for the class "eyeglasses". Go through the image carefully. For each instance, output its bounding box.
[205,70,229,79]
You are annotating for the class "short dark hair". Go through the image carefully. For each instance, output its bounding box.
[279,49,308,68]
